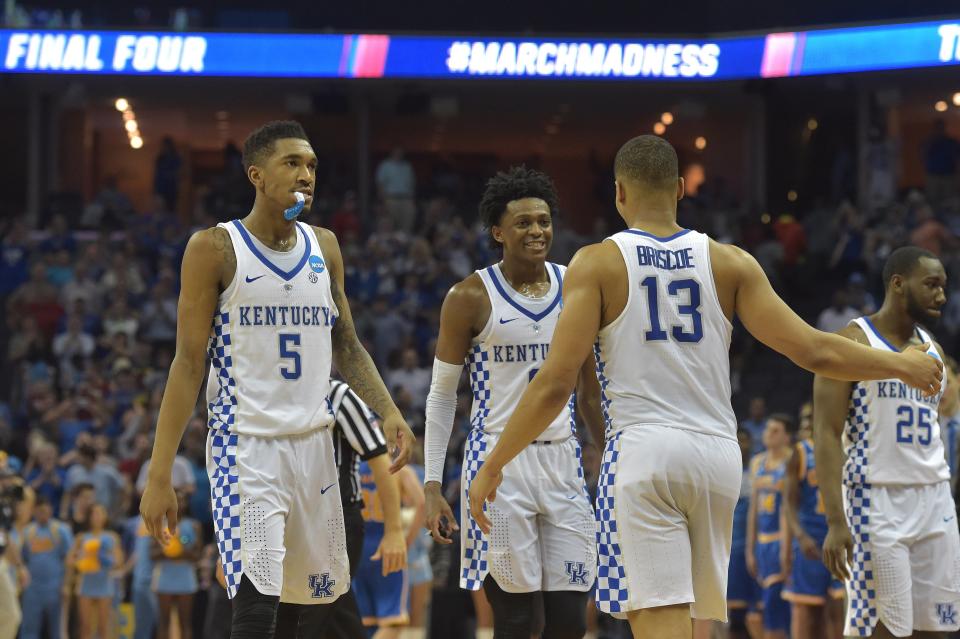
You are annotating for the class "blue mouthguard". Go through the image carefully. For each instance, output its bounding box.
[284,191,306,220]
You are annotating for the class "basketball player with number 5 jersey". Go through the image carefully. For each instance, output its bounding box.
[469,136,943,639]
[140,121,415,639]
[815,247,960,638]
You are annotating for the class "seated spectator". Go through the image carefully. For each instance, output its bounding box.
[387,348,430,414]
[26,442,67,506]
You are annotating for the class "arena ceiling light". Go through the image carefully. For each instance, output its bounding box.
[936,100,948,112]
[661,112,674,125]
[695,136,707,150]
[116,99,143,149]
[653,122,666,135]
[954,93,960,107]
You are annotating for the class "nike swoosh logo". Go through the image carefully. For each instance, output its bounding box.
[245,275,266,283]
[499,317,518,324]
[945,516,955,522]
[320,483,336,495]
[567,494,579,500]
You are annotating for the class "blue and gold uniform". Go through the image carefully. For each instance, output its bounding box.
[352,461,408,626]
[783,440,844,605]
[751,452,790,632]
[20,519,72,639]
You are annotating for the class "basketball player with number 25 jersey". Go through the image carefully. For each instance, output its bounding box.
[140,121,415,639]
[470,136,943,639]
[815,247,960,638]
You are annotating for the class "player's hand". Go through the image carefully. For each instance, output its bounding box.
[745,549,758,580]
[424,482,459,545]
[140,476,177,545]
[381,412,415,473]
[371,529,407,577]
[897,344,944,398]
[822,521,854,581]
[798,533,821,561]
[468,463,503,535]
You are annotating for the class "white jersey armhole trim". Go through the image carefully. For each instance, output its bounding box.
[597,236,633,335]
[701,235,734,334]
[472,270,496,346]
[217,222,241,305]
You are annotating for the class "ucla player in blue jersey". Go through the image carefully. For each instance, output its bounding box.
[725,429,762,639]
[353,461,424,638]
[746,414,794,639]
[469,136,942,639]
[816,246,960,639]
[140,120,415,639]
[19,496,73,639]
[781,405,844,639]
[424,166,604,639]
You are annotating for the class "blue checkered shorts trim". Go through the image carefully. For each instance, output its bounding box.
[460,428,489,590]
[595,431,628,613]
[844,384,877,636]
[209,428,242,598]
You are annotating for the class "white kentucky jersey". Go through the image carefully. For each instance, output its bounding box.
[594,229,736,441]
[206,220,337,437]
[843,317,950,486]
[468,262,575,440]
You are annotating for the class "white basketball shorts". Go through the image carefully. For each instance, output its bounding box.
[207,425,349,605]
[595,425,742,621]
[460,431,597,593]
[843,480,960,637]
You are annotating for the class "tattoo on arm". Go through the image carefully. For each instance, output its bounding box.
[330,277,398,418]
[209,227,235,285]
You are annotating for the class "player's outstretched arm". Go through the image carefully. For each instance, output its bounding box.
[315,227,415,472]
[141,229,226,543]
[470,245,604,533]
[726,244,942,391]
[424,278,484,543]
[367,454,407,576]
[812,333,858,581]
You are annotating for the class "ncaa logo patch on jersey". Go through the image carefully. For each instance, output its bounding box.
[309,255,326,273]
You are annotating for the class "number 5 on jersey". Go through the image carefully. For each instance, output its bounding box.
[279,333,302,380]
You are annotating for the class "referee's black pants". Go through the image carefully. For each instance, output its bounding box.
[274,503,366,639]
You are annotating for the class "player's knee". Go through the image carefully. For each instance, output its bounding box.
[482,577,536,639]
[231,575,279,639]
[541,591,587,639]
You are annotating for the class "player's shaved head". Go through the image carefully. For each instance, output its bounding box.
[614,135,679,191]
[882,246,939,288]
[243,120,310,170]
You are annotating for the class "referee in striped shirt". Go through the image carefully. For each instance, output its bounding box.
[324,379,407,638]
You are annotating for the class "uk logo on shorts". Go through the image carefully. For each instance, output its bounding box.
[309,255,325,273]
[938,603,958,626]
[308,572,335,598]
[565,561,588,586]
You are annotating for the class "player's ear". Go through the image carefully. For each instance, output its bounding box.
[247,164,263,190]
[491,225,504,245]
[676,177,685,202]
[615,180,626,207]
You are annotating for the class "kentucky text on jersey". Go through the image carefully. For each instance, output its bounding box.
[635,246,695,270]
[493,343,550,363]
[875,381,940,405]
[238,305,335,327]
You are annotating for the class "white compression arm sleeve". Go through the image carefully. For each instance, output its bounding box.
[424,357,464,484]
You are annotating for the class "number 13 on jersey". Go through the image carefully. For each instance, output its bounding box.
[640,276,703,343]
